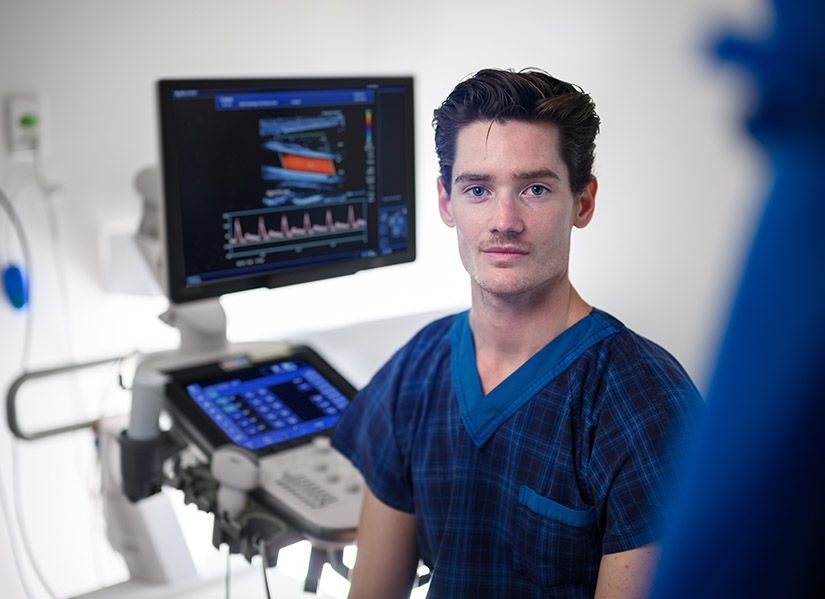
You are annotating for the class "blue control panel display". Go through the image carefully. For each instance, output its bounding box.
[183,359,349,451]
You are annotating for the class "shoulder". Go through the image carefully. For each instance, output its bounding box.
[582,309,705,450]
[375,312,457,379]
[400,312,456,358]
[355,312,457,405]
[590,309,700,400]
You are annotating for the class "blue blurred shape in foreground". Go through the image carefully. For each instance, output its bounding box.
[653,0,825,596]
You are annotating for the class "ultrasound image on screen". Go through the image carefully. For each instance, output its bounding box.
[223,108,370,269]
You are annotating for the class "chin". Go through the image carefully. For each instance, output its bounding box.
[475,277,537,298]
[473,271,563,300]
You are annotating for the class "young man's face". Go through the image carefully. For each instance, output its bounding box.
[438,120,596,301]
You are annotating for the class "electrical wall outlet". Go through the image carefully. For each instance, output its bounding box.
[5,93,41,154]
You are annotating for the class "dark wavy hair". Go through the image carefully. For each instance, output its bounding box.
[433,68,600,195]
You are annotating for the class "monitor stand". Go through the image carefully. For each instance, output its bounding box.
[159,298,228,356]
[144,297,290,373]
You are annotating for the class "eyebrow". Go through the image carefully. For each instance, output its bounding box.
[453,169,561,185]
[513,169,561,181]
[453,173,492,185]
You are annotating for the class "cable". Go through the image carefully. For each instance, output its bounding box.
[6,168,73,362]
[259,539,272,599]
[6,159,103,597]
[0,188,33,363]
[3,144,64,201]
[11,442,59,599]
[1,196,12,258]
[225,546,231,599]
[0,455,38,598]
[0,184,57,599]
[33,148,63,197]
[0,185,43,598]
[2,183,66,597]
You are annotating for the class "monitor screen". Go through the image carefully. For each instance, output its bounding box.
[165,346,358,455]
[157,77,415,303]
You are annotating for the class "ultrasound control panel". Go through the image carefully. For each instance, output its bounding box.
[183,359,349,452]
[165,346,364,540]
[258,436,363,539]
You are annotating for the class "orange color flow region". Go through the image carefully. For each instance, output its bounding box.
[281,154,335,175]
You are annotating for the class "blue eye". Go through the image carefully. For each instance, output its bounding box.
[463,185,488,200]
[527,185,548,196]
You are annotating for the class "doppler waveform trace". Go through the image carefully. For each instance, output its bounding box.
[224,201,367,259]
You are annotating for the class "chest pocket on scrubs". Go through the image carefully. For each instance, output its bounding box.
[508,485,601,589]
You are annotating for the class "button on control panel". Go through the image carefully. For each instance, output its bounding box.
[258,438,364,536]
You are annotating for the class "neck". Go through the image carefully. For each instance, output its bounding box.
[469,277,591,394]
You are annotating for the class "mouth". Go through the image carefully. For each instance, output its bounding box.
[481,245,529,256]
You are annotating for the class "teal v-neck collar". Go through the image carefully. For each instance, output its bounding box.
[450,309,617,447]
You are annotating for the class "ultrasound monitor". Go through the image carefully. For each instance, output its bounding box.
[157,77,415,304]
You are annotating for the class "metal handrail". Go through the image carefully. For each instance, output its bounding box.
[5,354,129,441]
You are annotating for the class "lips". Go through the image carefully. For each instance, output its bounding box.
[481,245,529,255]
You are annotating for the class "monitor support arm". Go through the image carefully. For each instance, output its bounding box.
[159,299,228,355]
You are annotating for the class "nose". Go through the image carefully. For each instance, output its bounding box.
[490,194,524,235]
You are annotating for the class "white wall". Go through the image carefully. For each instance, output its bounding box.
[0,0,771,596]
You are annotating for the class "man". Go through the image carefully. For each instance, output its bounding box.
[332,69,704,598]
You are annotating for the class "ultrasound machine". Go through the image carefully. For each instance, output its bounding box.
[7,76,415,595]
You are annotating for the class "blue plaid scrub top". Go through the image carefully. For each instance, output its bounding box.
[332,308,704,597]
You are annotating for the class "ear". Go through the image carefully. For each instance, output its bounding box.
[437,176,455,227]
[573,177,597,229]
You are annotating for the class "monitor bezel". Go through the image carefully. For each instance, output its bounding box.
[157,76,416,304]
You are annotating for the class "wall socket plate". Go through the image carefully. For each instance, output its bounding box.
[5,93,41,154]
